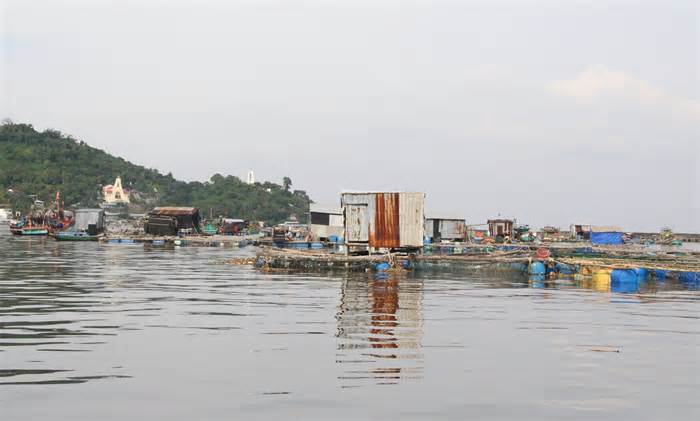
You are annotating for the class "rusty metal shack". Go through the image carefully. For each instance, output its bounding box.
[341,191,425,254]
[145,207,201,236]
[425,217,466,242]
[487,218,514,239]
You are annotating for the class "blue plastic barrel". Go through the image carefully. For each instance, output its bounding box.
[529,275,546,288]
[679,272,700,287]
[633,268,648,280]
[510,262,528,272]
[611,269,639,293]
[611,269,637,283]
[375,262,391,271]
[528,261,546,275]
[555,263,576,275]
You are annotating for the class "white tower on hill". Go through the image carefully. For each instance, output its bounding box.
[246,170,255,185]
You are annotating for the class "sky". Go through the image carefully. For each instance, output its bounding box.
[1,0,698,232]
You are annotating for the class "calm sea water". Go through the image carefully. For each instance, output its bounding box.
[1,230,698,420]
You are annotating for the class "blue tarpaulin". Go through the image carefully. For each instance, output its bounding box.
[590,231,623,245]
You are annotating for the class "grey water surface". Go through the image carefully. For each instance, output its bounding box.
[1,230,698,420]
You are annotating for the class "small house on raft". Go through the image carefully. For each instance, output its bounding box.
[487,218,515,240]
[589,226,624,245]
[570,223,592,240]
[308,206,344,242]
[341,191,425,254]
[144,207,201,236]
[73,208,105,234]
[424,216,466,242]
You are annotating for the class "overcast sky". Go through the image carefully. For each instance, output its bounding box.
[1,0,698,231]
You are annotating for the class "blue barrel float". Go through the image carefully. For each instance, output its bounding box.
[375,262,391,272]
[610,268,647,293]
[528,261,546,276]
[679,272,700,289]
[529,274,546,288]
[554,262,576,275]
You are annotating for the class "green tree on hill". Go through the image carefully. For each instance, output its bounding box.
[0,122,311,224]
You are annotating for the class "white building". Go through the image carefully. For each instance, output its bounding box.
[102,176,130,204]
[246,170,255,185]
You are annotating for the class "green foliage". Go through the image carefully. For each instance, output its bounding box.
[0,122,311,224]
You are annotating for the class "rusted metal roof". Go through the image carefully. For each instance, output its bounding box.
[151,207,199,216]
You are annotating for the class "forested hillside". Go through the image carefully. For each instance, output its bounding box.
[0,122,311,223]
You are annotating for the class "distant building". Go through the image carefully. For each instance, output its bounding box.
[570,224,592,239]
[102,176,130,204]
[246,170,255,185]
[144,207,201,236]
[309,206,344,241]
[425,216,466,242]
[488,218,514,238]
[589,226,624,245]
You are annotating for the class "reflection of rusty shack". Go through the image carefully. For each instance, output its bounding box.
[341,192,425,254]
[336,276,424,386]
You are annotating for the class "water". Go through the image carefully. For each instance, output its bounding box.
[1,230,698,420]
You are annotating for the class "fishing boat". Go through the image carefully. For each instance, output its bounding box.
[53,230,101,241]
[9,219,50,236]
[50,209,105,241]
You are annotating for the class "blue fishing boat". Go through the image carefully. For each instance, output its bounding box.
[53,230,101,241]
[51,209,106,241]
[9,218,50,236]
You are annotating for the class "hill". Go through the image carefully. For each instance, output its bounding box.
[0,122,311,223]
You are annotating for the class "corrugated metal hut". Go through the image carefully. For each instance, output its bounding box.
[145,207,201,236]
[425,216,466,242]
[488,219,514,238]
[570,223,592,240]
[73,209,105,234]
[222,218,247,235]
[309,206,344,241]
[341,191,425,253]
[590,226,623,245]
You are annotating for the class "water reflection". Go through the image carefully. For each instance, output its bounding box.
[336,274,424,387]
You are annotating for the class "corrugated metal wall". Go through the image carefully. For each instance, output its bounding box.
[74,209,105,231]
[398,193,425,247]
[439,219,466,240]
[373,193,400,248]
[342,192,425,249]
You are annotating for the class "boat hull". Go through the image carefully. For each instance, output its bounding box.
[53,232,101,241]
[11,228,50,236]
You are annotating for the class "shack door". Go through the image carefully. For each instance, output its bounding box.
[346,204,368,242]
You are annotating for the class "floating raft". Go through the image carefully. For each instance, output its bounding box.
[234,244,700,277]
[240,247,532,272]
[100,234,261,247]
